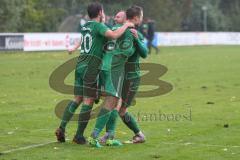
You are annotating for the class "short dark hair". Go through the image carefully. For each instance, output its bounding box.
[87,2,103,19]
[126,5,142,20]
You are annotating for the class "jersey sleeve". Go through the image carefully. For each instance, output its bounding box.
[138,32,144,41]
[135,32,148,58]
[96,23,109,36]
[122,30,136,56]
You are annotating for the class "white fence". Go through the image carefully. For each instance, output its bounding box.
[156,32,240,46]
[24,33,81,51]
[0,32,240,51]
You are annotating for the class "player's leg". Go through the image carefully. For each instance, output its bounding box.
[98,70,125,146]
[55,95,83,143]
[55,68,84,143]
[73,67,99,144]
[152,43,159,54]
[101,98,122,143]
[147,38,152,54]
[88,96,119,148]
[98,71,122,143]
[73,97,94,144]
[119,107,139,135]
[119,107,145,143]
[120,78,145,143]
[88,70,124,147]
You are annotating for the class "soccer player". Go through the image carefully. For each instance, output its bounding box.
[119,29,148,143]
[88,5,144,148]
[140,18,159,54]
[114,10,126,24]
[101,11,148,144]
[55,2,134,144]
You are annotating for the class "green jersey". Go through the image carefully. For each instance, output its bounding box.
[126,31,148,79]
[78,21,109,69]
[74,21,109,98]
[102,24,135,71]
[121,32,148,106]
[99,24,136,98]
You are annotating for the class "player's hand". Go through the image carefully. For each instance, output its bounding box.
[130,29,138,39]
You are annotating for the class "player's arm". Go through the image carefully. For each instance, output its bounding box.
[68,36,82,55]
[121,30,136,56]
[131,29,148,58]
[104,22,134,39]
[135,38,148,58]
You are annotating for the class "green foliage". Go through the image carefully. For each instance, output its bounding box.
[18,0,67,32]
[219,0,240,31]
[0,0,24,32]
[132,0,184,31]
[183,0,229,31]
[0,0,239,32]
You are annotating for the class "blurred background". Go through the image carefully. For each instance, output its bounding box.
[0,0,240,33]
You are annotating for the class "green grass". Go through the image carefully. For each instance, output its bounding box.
[0,46,240,160]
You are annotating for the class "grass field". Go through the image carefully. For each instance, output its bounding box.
[0,46,240,160]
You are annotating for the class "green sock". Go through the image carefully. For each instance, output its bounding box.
[75,104,93,137]
[91,107,111,138]
[121,112,140,134]
[106,109,119,138]
[60,101,79,131]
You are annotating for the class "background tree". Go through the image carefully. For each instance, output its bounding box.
[0,0,239,32]
[0,0,24,32]
[182,0,229,31]
[219,0,240,31]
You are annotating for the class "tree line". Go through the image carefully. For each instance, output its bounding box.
[0,0,239,32]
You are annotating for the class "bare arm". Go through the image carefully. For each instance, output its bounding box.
[68,37,82,55]
[104,22,134,39]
